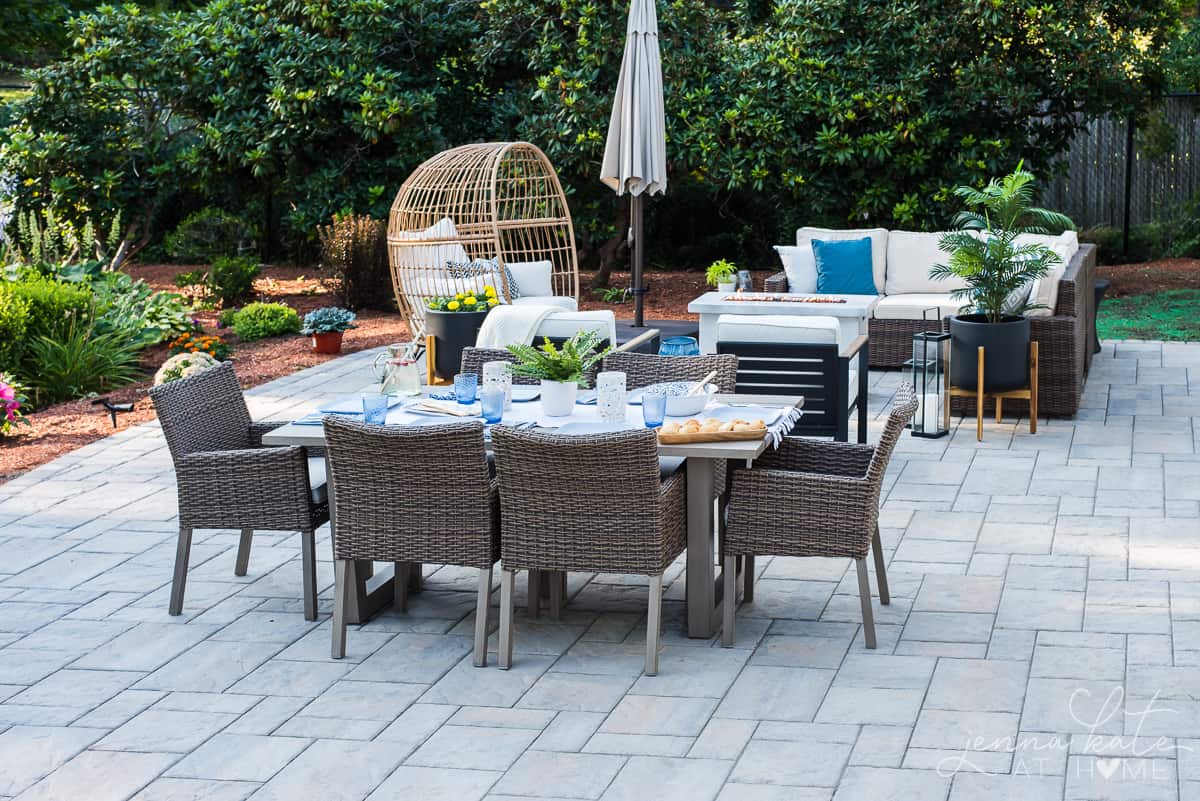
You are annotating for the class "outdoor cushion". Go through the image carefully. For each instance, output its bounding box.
[393,217,470,271]
[535,310,617,345]
[773,244,818,294]
[513,295,578,312]
[872,293,966,321]
[797,226,888,293]
[884,231,968,295]
[715,313,842,346]
[506,259,555,298]
[813,238,876,295]
[1020,232,1076,318]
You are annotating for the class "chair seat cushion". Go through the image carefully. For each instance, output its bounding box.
[307,457,328,504]
[715,314,842,347]
[872,294,964,321]
[513,295,578,312]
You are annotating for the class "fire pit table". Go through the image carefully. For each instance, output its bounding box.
[687,291,880,353]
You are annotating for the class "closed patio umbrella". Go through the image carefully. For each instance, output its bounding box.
[600,0,667,327]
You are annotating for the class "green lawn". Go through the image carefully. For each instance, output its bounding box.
[1097,289,1200,342]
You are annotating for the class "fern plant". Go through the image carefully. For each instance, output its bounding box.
[507,330,611,386]
[931,163,1074,324]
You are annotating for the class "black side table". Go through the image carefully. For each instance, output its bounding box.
[1093,279,1111,354]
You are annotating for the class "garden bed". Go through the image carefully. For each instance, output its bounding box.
[1096,258,1200,341]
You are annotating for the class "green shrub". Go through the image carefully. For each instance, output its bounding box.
[208,256,261,308]
[8,276,94,340]
[24,316,142,405]
[164,208,256,263]
[317,214,390,310]
[92,272,193,347]
[231,302,301,341]
[0,287,31,373]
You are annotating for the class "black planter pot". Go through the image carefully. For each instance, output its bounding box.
[949,314,1031,393]
[426,309,489,381]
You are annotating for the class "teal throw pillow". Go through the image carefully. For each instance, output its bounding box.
[812,237,876,295]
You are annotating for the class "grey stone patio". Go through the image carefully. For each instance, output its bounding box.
[1,339,1199,801]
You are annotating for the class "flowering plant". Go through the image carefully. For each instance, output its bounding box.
[169,332,232,361]
[426,284,500,312]
[154,352,220,385]
[0,373,30,436]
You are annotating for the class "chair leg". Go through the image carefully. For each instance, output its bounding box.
[499,568,515,670]
[473,566,492,668]
[394,562,410,613]
[856,558,877,649]
[645,574,664,676]
[548,571,564,621]
[743,555,755,604]
[169,526,193,616]
[331,559,349,659]
[722,555,737,647]
[527,569,542,619]
[234,528,253,576]
[872,526,890,606]
[300,529,318,621]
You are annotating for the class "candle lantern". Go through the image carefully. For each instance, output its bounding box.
[905,330,950,438]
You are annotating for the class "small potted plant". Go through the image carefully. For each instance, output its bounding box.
[706,259,739,293]
[301,307,357,354]
[507,329,611,416]
[425,287,499,381]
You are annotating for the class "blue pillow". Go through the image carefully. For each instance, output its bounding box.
[812,237,876,295]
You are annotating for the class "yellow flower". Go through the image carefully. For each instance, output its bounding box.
[487,298,499,307]
[455,292,465,300]
[464,296,477,305]
[484,285,496,296]
[447,300,460,311]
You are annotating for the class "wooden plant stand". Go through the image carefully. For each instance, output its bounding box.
[945,341,1038,441]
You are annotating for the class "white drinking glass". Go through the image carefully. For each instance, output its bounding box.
[482,360,513,409]
[596,370,627,423]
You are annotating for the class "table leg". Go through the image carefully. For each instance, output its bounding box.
[686,457,719,638]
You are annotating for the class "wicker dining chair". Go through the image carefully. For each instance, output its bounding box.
[460,348,539,386]
[491,426,686,675]
[600,351,738,394]
[721,386,918,649]
[323,417,499,666]
[149,362,328,620]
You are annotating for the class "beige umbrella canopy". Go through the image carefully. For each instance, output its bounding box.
[600,0,667,326]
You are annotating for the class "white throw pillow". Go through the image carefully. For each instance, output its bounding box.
[884,231,968,295]
[796,226,888,294]
[506,260,555,299]
[1019,232,1076,318]
[774,245,817,294]
[393,217,469,270]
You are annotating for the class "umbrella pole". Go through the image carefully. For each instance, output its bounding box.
[631,192,645,327]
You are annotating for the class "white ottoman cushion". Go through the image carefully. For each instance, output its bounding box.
[513,295,578,312]
[536,310,617,344]
[715,314,843,347]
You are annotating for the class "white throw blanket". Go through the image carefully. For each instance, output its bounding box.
[475,304,558,348]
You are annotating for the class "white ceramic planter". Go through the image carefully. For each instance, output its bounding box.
[540,379,579,417]
[716,281,737,293]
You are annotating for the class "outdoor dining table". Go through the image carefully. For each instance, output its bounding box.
[262,390,804,638]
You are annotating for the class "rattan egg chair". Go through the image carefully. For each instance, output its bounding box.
[387,142,581,338]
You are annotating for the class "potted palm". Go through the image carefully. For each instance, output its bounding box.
[931,164,1073,392]
[301,307,357,354]
[425,287,500,380]
[706,259,738,293]
[507,330,611,416]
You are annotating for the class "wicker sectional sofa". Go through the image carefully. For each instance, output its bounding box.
[765,228,1098,417]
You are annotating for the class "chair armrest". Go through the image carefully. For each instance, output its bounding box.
[175,446,318,529]
[728,468,877,544]
[764,272,789,293]
[840,335,868,360]
[617,328,660,353]
[755,437,875,477]
[249,420,290,447]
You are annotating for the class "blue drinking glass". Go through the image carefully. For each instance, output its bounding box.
[453,372,478,404]
[642,390,666,428]
[480,385,504,424]
[362,394,389,425]
[659,336,700,357]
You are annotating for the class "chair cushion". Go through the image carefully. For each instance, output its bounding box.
[393,217,470,275]
[715,314,842,347]
[872,293,964,321]
[506,260,555,298]
[884,230,969,295]
[514,295,578,312]
[307,457,328,505]
[1022,232,1077,318]
[813,238,876,295]
[536,310,617,344]
[774,244,817,294]
[797,226,888,293]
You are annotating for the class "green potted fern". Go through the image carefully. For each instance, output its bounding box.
[507,330,611,416]
[931,163,1073,392]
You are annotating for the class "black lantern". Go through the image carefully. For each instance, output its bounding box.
[905,327,950,439]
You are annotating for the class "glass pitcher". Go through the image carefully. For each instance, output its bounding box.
[379,343,422,397]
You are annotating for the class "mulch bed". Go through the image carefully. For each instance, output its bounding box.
[1098,258,1200,297]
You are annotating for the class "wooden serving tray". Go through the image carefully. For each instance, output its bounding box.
[657,428,767,444]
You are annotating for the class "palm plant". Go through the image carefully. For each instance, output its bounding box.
[931,163,1075,323]
[507,330,611,386]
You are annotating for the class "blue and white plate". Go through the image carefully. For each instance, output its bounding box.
[553,420,639,436]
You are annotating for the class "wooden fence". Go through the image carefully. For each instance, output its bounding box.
[1041,94,1200,229]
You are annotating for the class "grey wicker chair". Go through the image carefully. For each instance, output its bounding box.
[149,361,328,620]
[491,426,686,675]
[600,351,738,394]
[721,387,918,649]
[323,416,499,666]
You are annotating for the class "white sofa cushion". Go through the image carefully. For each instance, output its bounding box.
[1017,232,1077,318]
[506,259,555,298]
[513,295,577,312]
[884,231,969,295]
[536,310,617,344]
[797,227,887,294]
[872,294,966,321]
[774,245,817,294]
[715,314,842,346]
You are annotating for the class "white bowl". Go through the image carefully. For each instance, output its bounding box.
[641,381,717,417]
